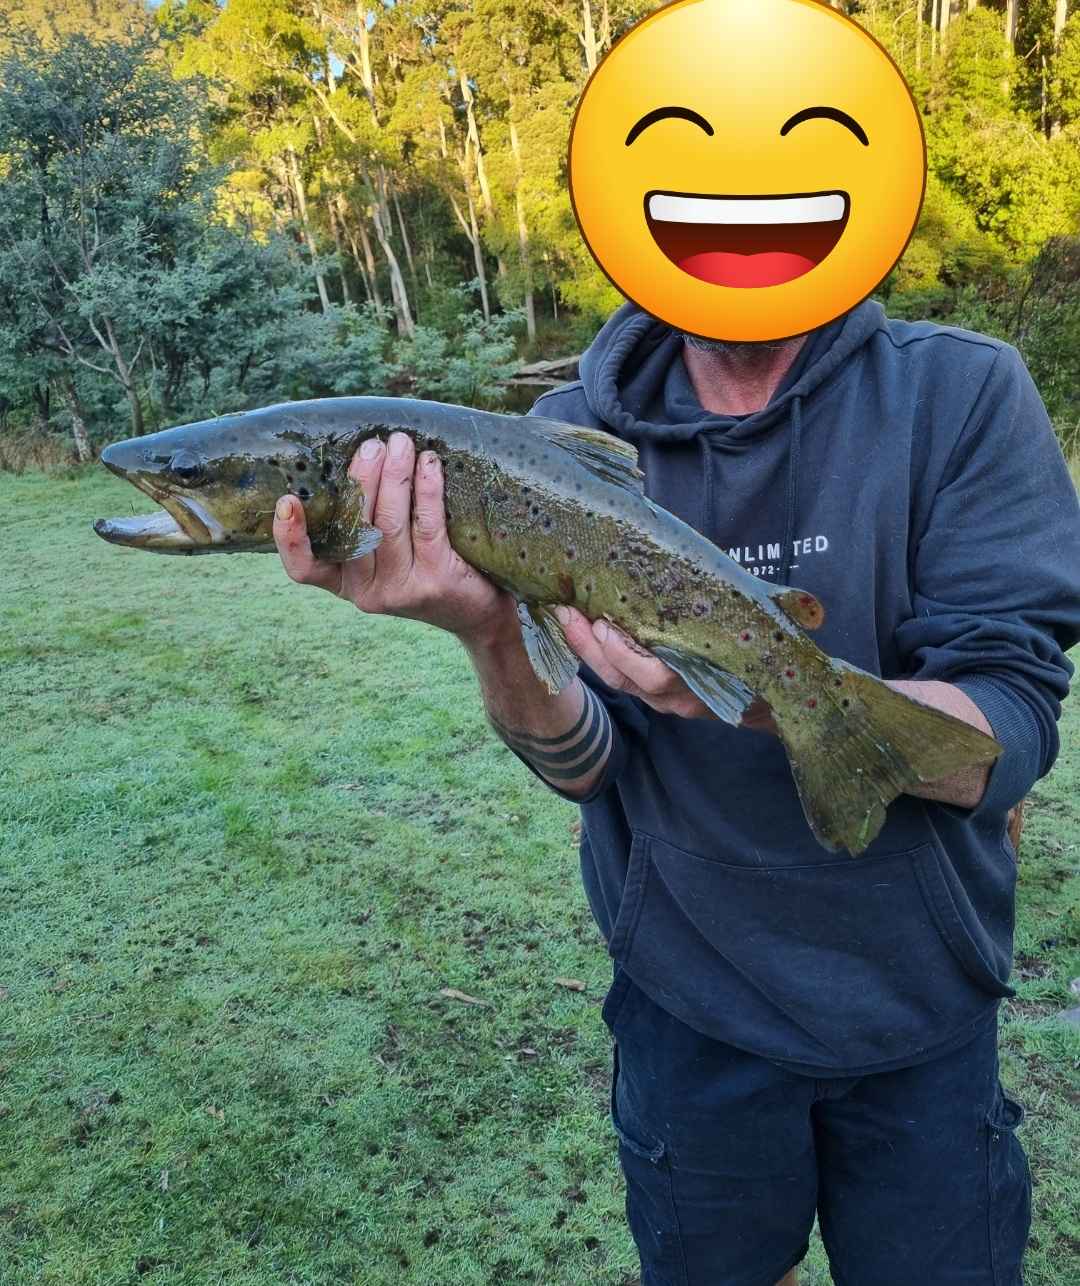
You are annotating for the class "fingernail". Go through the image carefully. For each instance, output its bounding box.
[275,497,293,522]
[592,620,609,642]
[554,606,571,625]
[360,437,383,459]
[422,451,439,471]
[389,433,409,460]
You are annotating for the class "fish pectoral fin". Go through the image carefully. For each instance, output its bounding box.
[517,600,579,695]
[529,420,645,493]
[310,473,383,562]
[651,645,756,727]
[312,524,382,562]
[770,586,826,631]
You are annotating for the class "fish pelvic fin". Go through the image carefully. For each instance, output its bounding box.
[651,645,756,726]
[530,420,644,493]
[310,473,383,562]
[770,586,825,630]
[779,660,1003,856]
[518,601,579,694]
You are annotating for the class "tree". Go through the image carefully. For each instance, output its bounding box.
[0,32,219,434]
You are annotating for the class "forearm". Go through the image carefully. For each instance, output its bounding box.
[886,679,994,808]
[461,627,613,800]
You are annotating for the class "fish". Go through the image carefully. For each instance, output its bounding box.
[93,395,1002,854]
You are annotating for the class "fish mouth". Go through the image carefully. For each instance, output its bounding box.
[94,455,221,552]
[645,190,850,289]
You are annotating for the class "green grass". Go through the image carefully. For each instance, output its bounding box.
[2,467,1078,1286]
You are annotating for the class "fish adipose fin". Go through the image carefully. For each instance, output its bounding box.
[770,586,825,630]
[517,600,579,694]
[310,474,383,562]
[651,645,756,726]
[531,421,645,494]
[779,660,1004,856]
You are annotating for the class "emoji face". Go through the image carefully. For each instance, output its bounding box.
[568,0,926,341]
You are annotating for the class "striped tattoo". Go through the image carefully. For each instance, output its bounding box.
[490,686,613,784]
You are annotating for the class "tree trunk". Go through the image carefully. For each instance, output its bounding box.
[938,0,950,37]
[582,0,598,74]
[31,383,50,430]
[1005,0,1018,48]
[369,167,414,337]
[327,197,354,305]
[451,187,492,321]
[355,216,383,309]
[357,4,377,117]
[1051,0,1068,135]
[507,112,536,343]
[599,0,610,53]
[287,147,331,313]
[458,70,495,220]
[392,185,419,292]
[63,375,91,462]
[103,316,145,436]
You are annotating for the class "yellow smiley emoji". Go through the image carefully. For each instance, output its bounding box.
[568,0,927,342]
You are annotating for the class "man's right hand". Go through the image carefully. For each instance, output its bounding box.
[555,605,777,733]
[272,431,521,652]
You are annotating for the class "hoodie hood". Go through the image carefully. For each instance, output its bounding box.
[577,297,887,444]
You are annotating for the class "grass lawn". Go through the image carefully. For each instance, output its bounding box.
[2,466,1078,1286]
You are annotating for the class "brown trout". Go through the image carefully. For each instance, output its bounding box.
[94,396,1001,854]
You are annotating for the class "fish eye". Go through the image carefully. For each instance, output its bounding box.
[168,450,204,485]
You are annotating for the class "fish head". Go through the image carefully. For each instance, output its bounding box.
[93,409,349,554]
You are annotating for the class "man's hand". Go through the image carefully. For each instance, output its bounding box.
[273,432,520,650]
[553,605,777,732]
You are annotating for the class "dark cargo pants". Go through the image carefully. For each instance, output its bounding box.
[603,969,1031,1286]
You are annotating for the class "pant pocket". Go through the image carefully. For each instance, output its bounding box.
[986,1087,1032,1286]
[611,1043,688,1286]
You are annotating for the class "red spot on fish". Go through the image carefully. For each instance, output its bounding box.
[806,698,817,709]
[784,668,796,679]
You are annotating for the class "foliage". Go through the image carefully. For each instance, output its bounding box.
[4,2,1080,458]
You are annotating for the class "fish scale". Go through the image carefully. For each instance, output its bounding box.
[94,395,1002,855]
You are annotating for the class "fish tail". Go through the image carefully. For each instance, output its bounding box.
[778,661,1003,855]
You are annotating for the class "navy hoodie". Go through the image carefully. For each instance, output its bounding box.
[526,299,1080,1077]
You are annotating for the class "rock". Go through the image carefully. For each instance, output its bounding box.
[1055,1006,1080,1027]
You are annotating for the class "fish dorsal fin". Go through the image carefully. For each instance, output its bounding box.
[530,420,644,493]
[651,645,756,727]
[516,600,579,694]
[770,586,826,631]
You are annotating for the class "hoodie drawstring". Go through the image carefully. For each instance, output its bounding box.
[697,393,804,587]
[777,395,803,587]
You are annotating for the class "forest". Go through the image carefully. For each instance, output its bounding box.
[1,0,1079,464]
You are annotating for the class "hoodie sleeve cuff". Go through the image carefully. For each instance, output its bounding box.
[950,675,1045,819]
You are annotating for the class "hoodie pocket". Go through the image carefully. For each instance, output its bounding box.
[608,831,1010,1067]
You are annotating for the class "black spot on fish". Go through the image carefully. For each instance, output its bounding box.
[542,517,553,531]
[841,698,851,709]
[773,631,784,642]
[235,469,256,490]
[691,600,712,619]
[519,550,527,560]
[296,460,307,472]
[297,487,311,501]
[455,462,465,473]
[565,547,576,560]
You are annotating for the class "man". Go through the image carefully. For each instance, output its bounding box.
[272,296,1080,1285]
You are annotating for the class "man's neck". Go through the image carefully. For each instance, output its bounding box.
[682,334,809,415]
